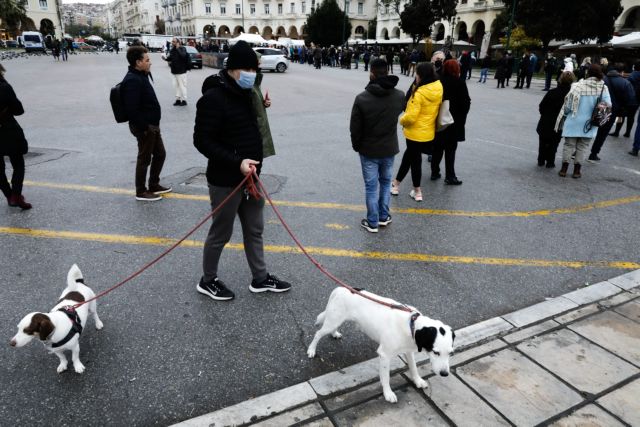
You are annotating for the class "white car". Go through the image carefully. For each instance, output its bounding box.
[224,47,289,73]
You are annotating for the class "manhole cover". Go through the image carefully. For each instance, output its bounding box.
[183,173,286,195]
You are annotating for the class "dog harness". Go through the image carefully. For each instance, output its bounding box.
[51,306,83,348]
[409,312,421,339]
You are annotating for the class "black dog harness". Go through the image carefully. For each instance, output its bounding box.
[51,306,83,348]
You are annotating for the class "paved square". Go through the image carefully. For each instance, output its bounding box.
[597,379,640,426]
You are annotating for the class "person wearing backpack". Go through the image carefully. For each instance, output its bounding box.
[121,46,172,201]
[163,38,190,106]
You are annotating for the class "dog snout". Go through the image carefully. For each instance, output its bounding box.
[9,338,16,347]
[439,371,449,377]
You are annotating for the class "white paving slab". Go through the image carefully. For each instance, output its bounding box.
[456,348,583,426]
[620,269,640,285]
[562,282,622,305]
[569,311,640,366]
[549,404,625,427]
[502,320,560,344]
[449,339,507,367]
[323,375,408,412]
[607,275,637,291]
[454,317,513,348]
[251,403,328,427]
[554,304,600,324]
[425,374,510,427]
[613,299,640,323]
[597,379,640,426]
[172,382,317,427]
[503,297,578,328]
[517,329,639,394]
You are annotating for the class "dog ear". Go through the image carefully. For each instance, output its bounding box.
[24,314,54,341]
[415,327,438,353]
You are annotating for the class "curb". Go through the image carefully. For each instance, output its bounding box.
[172,269,640,427]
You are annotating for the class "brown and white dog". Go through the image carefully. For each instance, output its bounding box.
[9,264,103,373]
[307,287,455,403]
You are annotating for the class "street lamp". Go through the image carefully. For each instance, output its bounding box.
[449,16,459,42]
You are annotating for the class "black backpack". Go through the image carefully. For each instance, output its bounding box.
[110,82,127,123]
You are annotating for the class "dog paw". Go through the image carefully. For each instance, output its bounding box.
[74,363,85,374]
[383,390,398,403]
[414,378,428,389]
[56,363,68,374]
[307,348,316,358]
[95,320,104,330]
[331,331,342,339]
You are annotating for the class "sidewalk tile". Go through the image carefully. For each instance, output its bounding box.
[332,387,448,427]
[503,297,578,328]
[455,317,513,348]
[309,356,405,397]
[549,404,625,427]
[425,374,510,426]
[251,403,328,427]
[172,382,317,427]
[450,339,507,367]
[554,304,600,324]
[599,292,638,308]
[503,320,559,344]
[613,300,640,323]
[562,281,622,305]
[620,269,640,285]
[607,276,637,291]
[456,348,582,426]
[517,329,639,394]
[569,311,640,365]
[597,379,640,426]
[323,375,408,412]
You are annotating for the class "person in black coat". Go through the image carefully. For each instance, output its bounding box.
[430,59,471,185]
[515,51,530,89]
[0,64,31,209]
[536,71,575,168]
[495,53,507,89]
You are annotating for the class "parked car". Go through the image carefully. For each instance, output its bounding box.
[223,47,289,73]
[184,45,203,69]
[73,42,98,51]
[5,40,18,48]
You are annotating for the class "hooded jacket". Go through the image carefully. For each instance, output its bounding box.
[194,70,263,187]
[350,75,405,158]
[399,80,443,142]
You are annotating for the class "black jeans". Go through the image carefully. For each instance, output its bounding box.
[396,139,430,187]
[131,125,166,194]
[0,154,26,197]
[516,72,526,88]
[590,113,617,156]
[431,137,458,179]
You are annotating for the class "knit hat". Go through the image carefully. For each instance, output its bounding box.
[226,41,258,70]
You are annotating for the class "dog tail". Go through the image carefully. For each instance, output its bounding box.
[67,264,84,290]
[315,311,326,327]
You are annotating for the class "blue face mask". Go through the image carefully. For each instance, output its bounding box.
[237,71,256,89]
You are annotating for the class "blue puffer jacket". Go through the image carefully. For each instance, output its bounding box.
[604,70,637,114]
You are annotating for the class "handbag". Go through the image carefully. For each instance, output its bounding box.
[436,99,454,132]
[584,84,611,132]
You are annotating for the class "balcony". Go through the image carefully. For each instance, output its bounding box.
[166,15,173,21]
[168,0,176,5]
[175,12,181,20]
[473,1,487,9]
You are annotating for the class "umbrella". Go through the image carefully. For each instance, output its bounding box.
[612,32,640,48]
[229,33,268,45]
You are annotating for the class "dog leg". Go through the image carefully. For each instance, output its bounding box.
[308,314,344,358]
[90,300,104,330]
[331,330,342,339]
[378,351,397,403]
[307,328,330,358]
[71,343,85,374]
[54,351,68,374]
[406,352,428,389]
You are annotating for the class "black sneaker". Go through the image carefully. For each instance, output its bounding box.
[378,216,392,226]
[249,274,292,293]
[173,100,181,106]
[197,277,235,301]
[360,219,379,233]
[181,100,187,106]
[587,153,601,163]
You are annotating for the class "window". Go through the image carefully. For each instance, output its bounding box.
[235,3,241,14]
[39,0,47,9]
[277,3,282,14]
[264,3,270,13]
[205,2,211,13]
[250,3,255,14]
[301,1,305,12]
[345,0,349,12]
[220,3,226,14]
[290,2,294,13]
[357,1,363,14]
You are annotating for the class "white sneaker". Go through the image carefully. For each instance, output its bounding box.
[409,189,423,202]
[390,182,399,196]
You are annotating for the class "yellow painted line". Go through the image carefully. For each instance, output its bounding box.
[23,180,640,218]
[1,226,638,270]
[325,223,350,230]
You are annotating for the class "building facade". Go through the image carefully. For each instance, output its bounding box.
[0,0,64,39]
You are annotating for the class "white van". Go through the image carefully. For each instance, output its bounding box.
[21,31,46,52]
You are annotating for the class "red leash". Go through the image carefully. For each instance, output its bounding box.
[73,166,411,313]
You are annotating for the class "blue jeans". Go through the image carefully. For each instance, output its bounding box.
[479,68,488,82]
[360,155,394,227]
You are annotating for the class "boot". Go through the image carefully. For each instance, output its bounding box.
[572,163,582,179]
[558,162,569,177]
[609,122,623,137]
[629,149,639,157]
[8,193,32,210]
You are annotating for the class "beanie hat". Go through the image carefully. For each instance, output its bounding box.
[227,41,258,70]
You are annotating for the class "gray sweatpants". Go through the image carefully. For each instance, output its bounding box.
[562,137,592,164]
[202,184,267,283]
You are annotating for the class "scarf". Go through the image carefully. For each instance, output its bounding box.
[554,77,605,132]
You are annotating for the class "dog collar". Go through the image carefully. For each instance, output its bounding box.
[409,312,420,339]
[51,306,83,348]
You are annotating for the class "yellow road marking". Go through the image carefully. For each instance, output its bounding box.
[325,223,350,230]
[1,226,638,270]
[23,180,640,218]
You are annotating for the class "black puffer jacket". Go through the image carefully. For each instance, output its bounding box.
[350,75,405,158]
[120,67,161,131]
[194,70,262,187]
[0,78,28,156]
[165,46,189,74]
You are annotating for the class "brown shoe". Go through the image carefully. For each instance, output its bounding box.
[8,193,32,210]
[149,184,172,195]
[572,164,582,179]
[135,191,162,201]
[558,162,569,177]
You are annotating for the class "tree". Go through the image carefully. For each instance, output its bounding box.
[367,17,377,40]
[305,0,351,46]
[399,0,457,45]
[0,0,30,38]
[498,26,541,52]
[498,0,623,49]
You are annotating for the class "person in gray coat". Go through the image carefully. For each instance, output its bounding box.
[350,58,405,233]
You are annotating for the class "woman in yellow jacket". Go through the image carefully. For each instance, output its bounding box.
[391,62,443,202]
